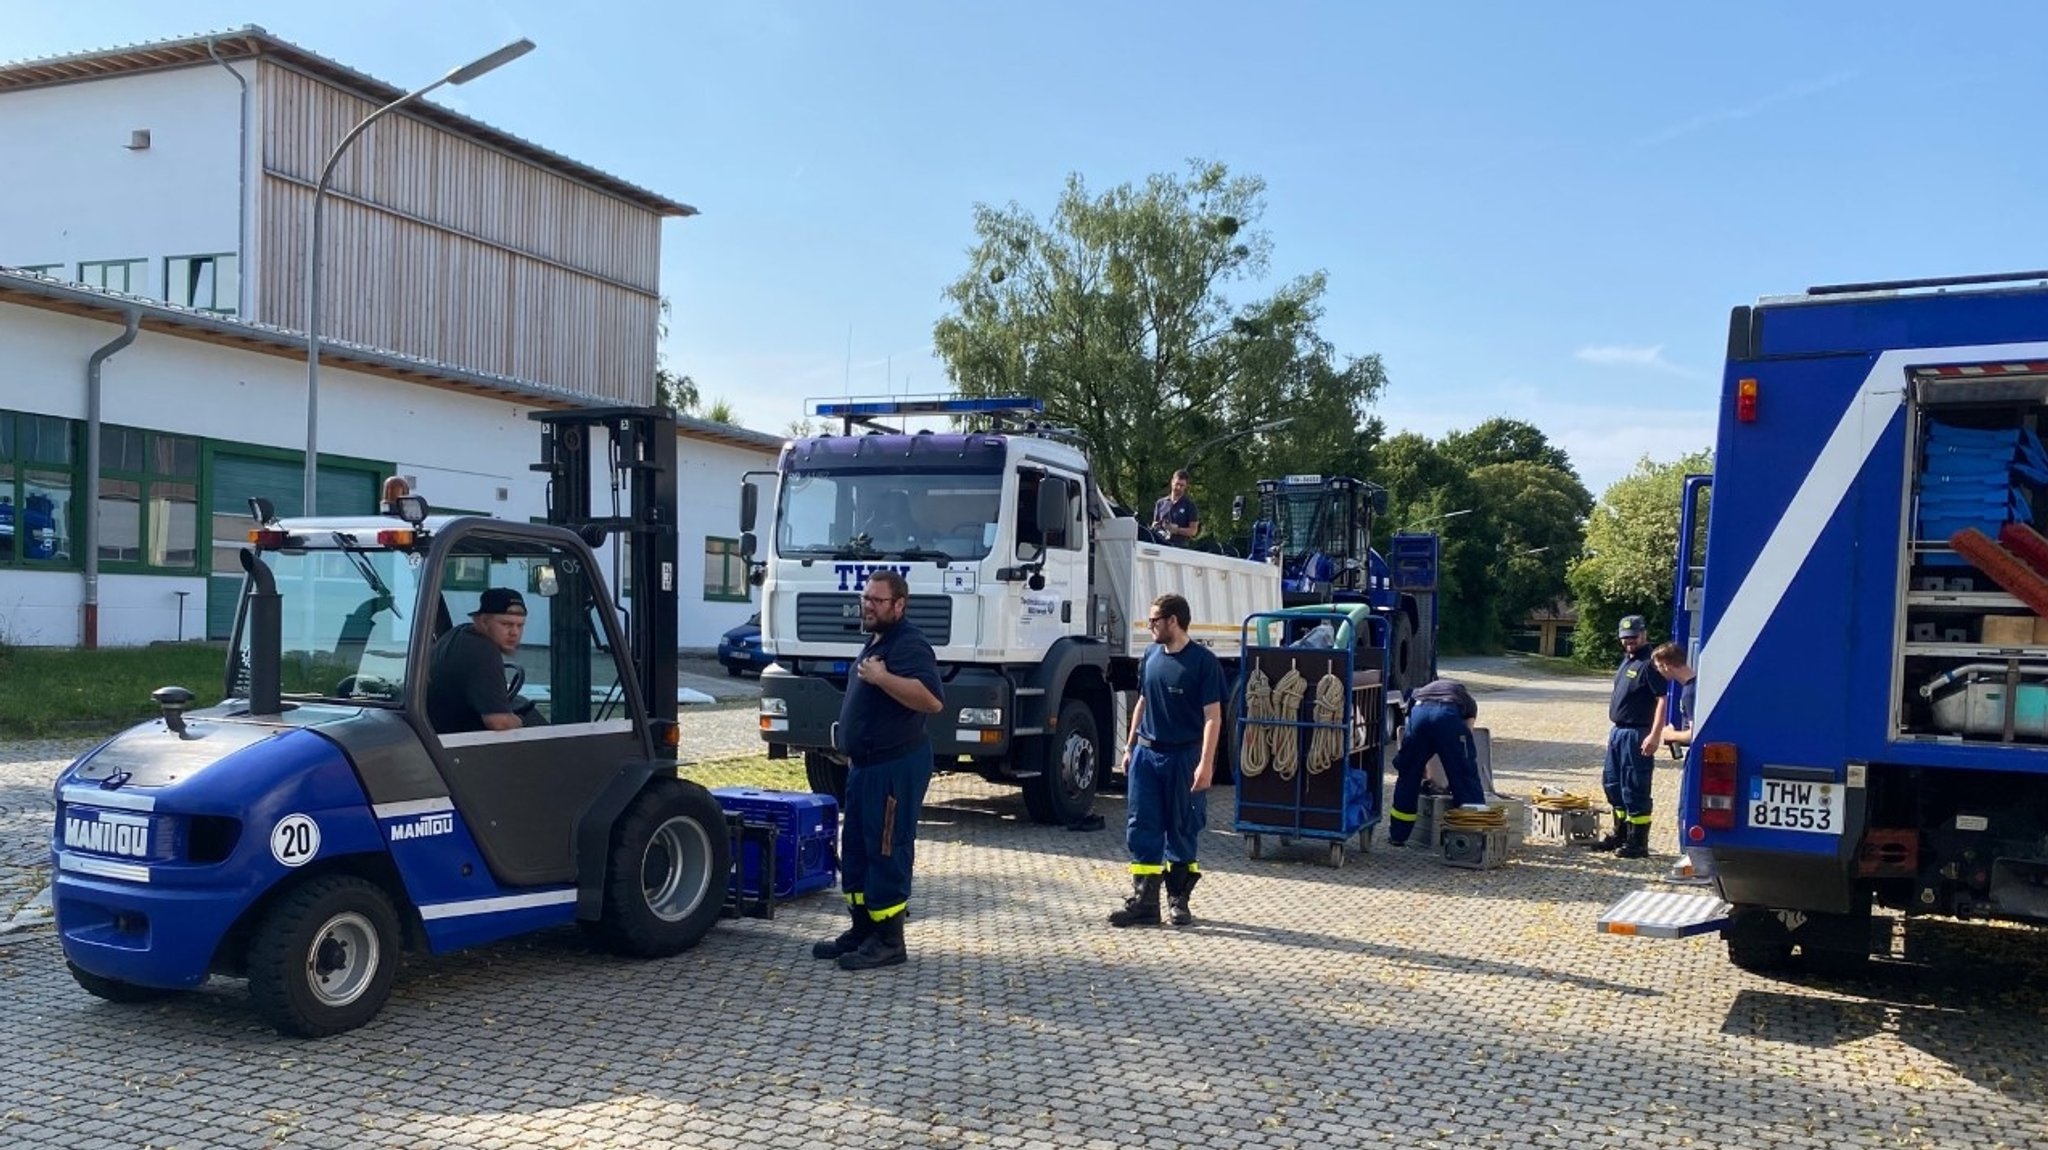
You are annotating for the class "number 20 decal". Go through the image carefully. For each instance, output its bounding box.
[270,814,321,867]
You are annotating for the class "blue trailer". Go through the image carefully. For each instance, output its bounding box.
[1603,270,2048,971]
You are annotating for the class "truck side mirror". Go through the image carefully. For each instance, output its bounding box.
[739,530,757,561]
[1035,478,1070,547]
[739,482,758,533]
[1232,495,1245,522]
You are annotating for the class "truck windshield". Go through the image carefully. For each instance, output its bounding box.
[230,542,425,702]
[777,470,1003,561]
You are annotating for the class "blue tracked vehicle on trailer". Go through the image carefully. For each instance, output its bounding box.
[1604,270,2048,970]
[50,408,743,1036]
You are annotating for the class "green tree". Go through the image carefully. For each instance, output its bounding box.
[932,160,1386,525]
[703,397,739,425]
[654,297,698,413]
[1568,450,1714,668]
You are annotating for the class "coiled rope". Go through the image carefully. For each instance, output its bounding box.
[1443,804,1507,830]
[1532,786,1595,812]
[1306,670,1346,774]
[1269,664,1308,780]
[1239,665,1273,777]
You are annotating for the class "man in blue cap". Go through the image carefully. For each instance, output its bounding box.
[1586,614,1668,859]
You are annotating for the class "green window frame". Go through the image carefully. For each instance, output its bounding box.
[77,259,147,294]
[0,410,82,570]
[97,424,202,572]
[20,263,64,277]
[165,252,239,314]
[703,536,749,603]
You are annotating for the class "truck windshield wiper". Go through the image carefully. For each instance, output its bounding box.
[330,532,404,619]
[882,547,952,566]
[830,535,883,560]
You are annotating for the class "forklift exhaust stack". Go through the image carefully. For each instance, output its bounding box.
[238,547,282,716]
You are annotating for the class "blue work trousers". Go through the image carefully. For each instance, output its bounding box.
[1387,702,1485,844]
[1126,743,1206,868]
[839,740,934,920]
[1602,726,1655,823]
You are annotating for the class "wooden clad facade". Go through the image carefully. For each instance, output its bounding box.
[252,62,663,403]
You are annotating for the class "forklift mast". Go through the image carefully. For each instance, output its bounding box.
[531,407,679,757]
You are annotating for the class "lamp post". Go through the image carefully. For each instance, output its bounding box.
[1181,416,1295,473]
[1401,507,1474,532]
[302,37,535,512]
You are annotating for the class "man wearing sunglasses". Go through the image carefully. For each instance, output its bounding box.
[1110,592,1226,927]
[812,569,944,970]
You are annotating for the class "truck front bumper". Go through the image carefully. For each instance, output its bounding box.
[759,664,1012,760]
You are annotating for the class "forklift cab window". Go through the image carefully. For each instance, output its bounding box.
[231,541,427,702]
[426,535,628,734]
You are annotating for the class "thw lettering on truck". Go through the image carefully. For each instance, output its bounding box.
[834,564,912,591]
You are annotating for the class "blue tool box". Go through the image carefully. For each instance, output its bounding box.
[711,787,838,899]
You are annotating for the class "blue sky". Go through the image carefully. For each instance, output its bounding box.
[9,1,2045,493]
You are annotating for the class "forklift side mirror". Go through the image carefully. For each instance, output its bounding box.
[740,482,758,533]
[739,531,757,561]
[1232,495,1245,522]
[1372,489,1389,515]
[249,497,276,526]
[530,565,560,597]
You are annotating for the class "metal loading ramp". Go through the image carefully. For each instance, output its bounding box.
[1596,888,1731,938]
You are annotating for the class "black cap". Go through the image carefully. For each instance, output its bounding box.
[475,587,527,617]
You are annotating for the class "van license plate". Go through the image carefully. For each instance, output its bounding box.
[1747,778,1843,834]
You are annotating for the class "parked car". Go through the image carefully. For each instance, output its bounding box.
[717,612,771,677]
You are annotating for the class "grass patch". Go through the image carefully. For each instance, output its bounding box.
[1514,653,1612,679]
[0,642,228,739]
[677,755,810,792]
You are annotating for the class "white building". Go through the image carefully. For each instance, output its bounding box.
[0,27,781,649]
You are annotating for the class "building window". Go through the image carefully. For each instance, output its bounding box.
[19,263,64,277]
[98,425,200,570]
[703,536,749,602]
[77,259,147,294]
[166,253,238,314]
[0,410,79,568]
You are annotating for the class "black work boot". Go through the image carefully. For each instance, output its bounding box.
[1583,812,1627,852]
[1108,874,1163,928]
[1617,820,1651,859]
[812,903,871,960]
[1166,864,1202,927]
[837,912,907,970]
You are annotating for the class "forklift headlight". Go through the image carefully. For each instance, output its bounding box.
[957,707,1002,727]
[759,698,788,717]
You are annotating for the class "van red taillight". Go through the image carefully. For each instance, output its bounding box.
[1736,378,1759,423]
[1700,742,1738,829]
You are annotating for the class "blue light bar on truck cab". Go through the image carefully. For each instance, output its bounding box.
[811,396,1045,418]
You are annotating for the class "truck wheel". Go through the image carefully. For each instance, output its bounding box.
[1390,612,1417,693]
[805,751,849,802]
[67,961,177,1005]
[587,779,731,958]
[246,875,402,1038]
[1022,699,1100,825]
[1724,906,1795,974]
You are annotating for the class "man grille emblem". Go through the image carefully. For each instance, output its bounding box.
[842,603,859,618]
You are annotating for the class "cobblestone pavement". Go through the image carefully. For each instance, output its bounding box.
[2,657,2044,1149]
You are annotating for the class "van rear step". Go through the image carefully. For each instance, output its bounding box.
[1597,889,1731,939]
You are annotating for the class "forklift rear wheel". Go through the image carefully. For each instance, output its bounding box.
[247,875,401,1038]
[588,780,731,958]
[1022,699,1101,826]
[804,751,849,803]
[67,961,178,1005]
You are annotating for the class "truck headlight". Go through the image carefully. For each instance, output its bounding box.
[957,707,1002,727]
[759,698,788,717]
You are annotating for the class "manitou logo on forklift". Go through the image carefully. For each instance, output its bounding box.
[1600,270,2048,974]
[49,408,767,1038]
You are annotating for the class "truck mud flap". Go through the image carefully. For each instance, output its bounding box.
[1596,888,1731,939]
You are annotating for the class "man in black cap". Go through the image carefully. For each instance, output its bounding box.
[427,587,543,733]
[1587,613,1667,858]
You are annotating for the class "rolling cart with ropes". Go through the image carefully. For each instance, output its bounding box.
[1233,606,1389,867]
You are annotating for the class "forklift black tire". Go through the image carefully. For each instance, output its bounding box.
[804,751,849,803]
[1022,699,1101,826]
[1390,612,1417,693]
[1723,905,1796,974]
[246,875,402,1038]
[67,961,178,1005]
[587,779,730,959]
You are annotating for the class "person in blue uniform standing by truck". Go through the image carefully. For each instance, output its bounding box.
[810,569,944,970]
[1384,677,1486,846]
[1110,592,1226,927]
[1587,614,1668,859]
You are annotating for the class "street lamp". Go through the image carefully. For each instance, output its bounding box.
[1182,416,1296,473]
[302,37,536,512]
[1401,507,1474,531]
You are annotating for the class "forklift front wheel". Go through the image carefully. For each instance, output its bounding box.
[247,875,402,1038]
[589,780,731,958]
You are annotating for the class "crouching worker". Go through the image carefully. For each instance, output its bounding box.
[1385,678,1485,847]
[1111,593,1226,928]
[810,571,944,970]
